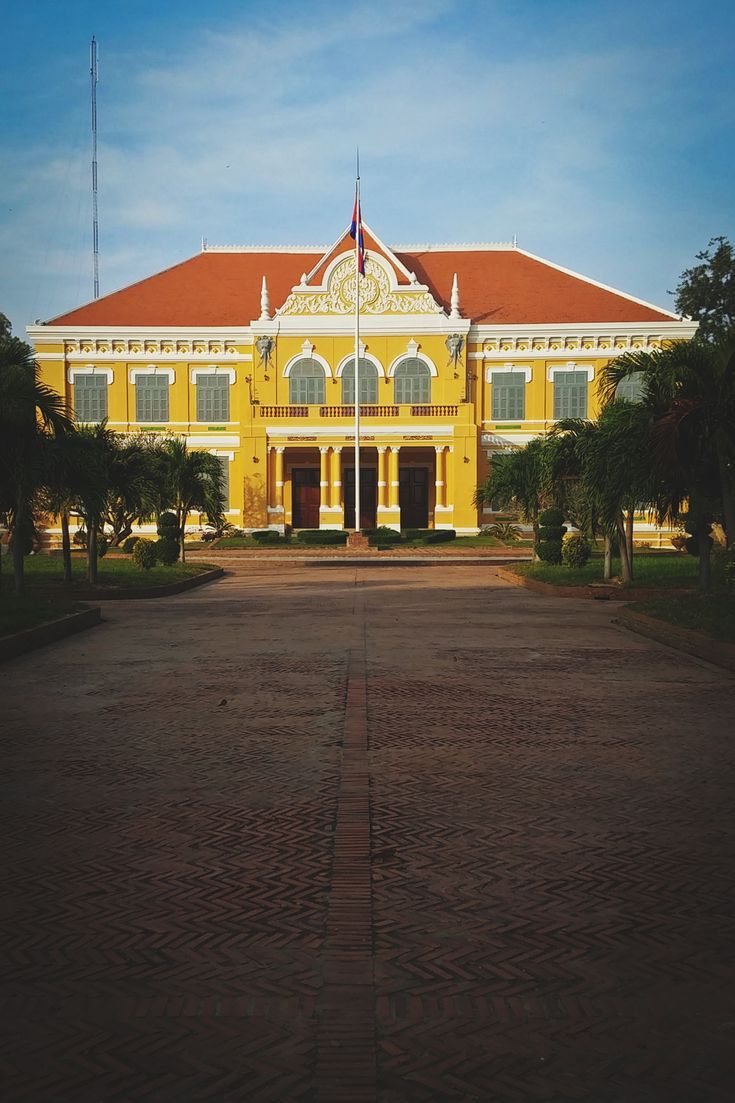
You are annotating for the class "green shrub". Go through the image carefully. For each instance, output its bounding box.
[425,529,456,543]
[296,530,348,546]
[122,536,139,554]
[536,508,566,564]
[365,526,402,546]
[155,537,179,566]
[131,537,158,570]
[157,512,180,539]
[562,532,591,568]
[252,529,284,544]
[97,535,109,559]
[404,528,433,540]
[486,522,521,543]
[73,528,87,547]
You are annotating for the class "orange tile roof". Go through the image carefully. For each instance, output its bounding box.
[46,244,677,327]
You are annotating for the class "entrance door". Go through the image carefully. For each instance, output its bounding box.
[292,468,320,528]
[399,467,429,528]
[344,468,377,530]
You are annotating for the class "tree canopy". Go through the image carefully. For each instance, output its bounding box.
[674,236,735,342]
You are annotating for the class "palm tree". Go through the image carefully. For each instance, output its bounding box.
[600,334,735,590]
[105,434,163,546]
[41,431,86,584]
[73,423,118,584]
[0,336,72,594]
[476,437,546,552]
[160,438,225,562]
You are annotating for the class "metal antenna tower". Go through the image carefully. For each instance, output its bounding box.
[90,35,100,299]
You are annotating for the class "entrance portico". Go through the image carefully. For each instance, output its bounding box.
[267,442,454,532]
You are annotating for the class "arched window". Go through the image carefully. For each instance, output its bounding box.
[394,357,431,404]
[341,358,379,404]
[288,358,326,404]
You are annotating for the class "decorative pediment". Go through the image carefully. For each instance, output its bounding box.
[276,251,445,318]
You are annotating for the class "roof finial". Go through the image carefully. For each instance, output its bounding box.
[512,233,518,248]
[449,272,461,320]
[201,236,208,252]
[260,275,271,320]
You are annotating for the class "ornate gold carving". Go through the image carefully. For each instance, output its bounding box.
[277,255,444,316]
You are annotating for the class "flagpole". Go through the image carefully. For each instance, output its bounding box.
[353,163,361,533]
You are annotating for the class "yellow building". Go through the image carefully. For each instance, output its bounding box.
[28,224,696,535]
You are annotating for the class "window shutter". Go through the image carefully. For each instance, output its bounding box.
[74,375,108,422]
[196,376,229,421]
[136,376,169,422]
[553,372,588,419]
[491,374,525,420]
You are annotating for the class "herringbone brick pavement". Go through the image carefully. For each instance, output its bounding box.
[366,574,735,1102]
[1,564,734,1101]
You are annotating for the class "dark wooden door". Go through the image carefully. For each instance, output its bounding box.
[292,468,320,528]
[399,467,429,528]
[344,467,377,530]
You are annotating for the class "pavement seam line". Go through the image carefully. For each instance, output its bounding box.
[316,576,376,1102]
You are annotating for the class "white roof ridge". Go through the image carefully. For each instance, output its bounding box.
[392,242,516,251]
[203,244,328,253]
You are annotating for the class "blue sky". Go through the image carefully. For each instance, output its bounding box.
[2,0,734,333]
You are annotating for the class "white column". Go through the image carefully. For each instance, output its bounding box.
[434,445,445,510]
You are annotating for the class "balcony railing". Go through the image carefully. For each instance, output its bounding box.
[259,405,309,417]
[259,404,458,418]
[411,405,458,417]
[319,405,399,417]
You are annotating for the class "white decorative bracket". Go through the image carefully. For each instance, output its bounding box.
[407,339,419,356]
[301,339,315,356]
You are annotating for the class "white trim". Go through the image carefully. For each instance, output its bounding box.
[282,350,332,378]
[266,424,453,438]
[129,366,175,383]
[547,364,595,382]
[190,366,236,384]
[387,351,438,378]
[208,450,235,461]
[486,364,532,383]
[391,242,515,251]
[186,435,240,447]
[515,247,683,320]
[67,365,113,383]
[205,244,327,253]
[335,352,385,378]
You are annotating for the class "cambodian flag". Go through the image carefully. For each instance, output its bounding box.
[350,188,365,276]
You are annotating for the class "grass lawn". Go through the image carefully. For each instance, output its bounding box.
[17,555,215,589]
[632,594,735,644]
[0,589,86,638]
[512,552,718,589]
[185,534,532,551]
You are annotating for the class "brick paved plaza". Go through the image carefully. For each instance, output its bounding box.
[1,564,734,1102]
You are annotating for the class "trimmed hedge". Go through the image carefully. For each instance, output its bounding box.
[252,530,285,544]
[364,527,402,546]
[122,536,139,554]
[425,529,456,544]
[155,537,180,566]
[296,530,348,546]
